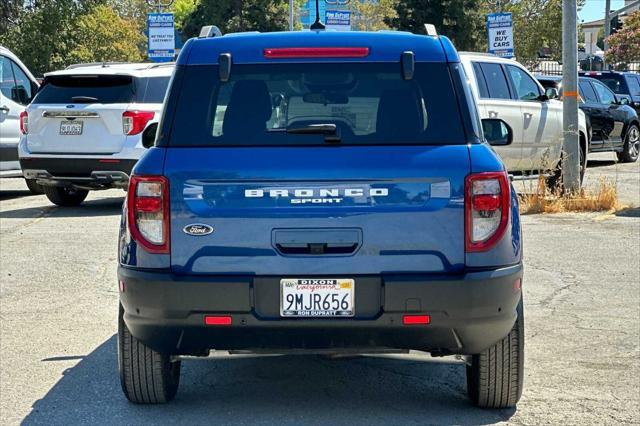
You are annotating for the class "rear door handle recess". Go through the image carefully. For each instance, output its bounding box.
[273,228,362,256]
[0,106,10,113]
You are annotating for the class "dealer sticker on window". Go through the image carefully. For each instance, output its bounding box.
[280,278,354,317]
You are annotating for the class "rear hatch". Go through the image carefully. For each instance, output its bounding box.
[163,61,471,276]
[26,74,135,154]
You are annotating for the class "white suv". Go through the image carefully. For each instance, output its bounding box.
[18,62,174,206]
[1,46,41,193]
[460,52,589,184]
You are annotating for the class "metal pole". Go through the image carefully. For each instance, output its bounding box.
[289,0,294,31]
[604,0,611,53]
[562,0,581,193]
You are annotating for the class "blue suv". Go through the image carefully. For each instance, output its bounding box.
[117,29,524,408]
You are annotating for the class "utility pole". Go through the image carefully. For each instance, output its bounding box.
[562,0,581,193]
[289,0,294,31]
[604,0,611,52]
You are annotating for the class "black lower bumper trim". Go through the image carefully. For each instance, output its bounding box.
[0,144,19,162]
[21,157,137,188]
[118,264,523,356]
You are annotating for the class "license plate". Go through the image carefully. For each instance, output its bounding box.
[280,278,354,317]
[59,120,83,135]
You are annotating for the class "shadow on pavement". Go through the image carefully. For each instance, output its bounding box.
[615,207,640,218]
[0,197,124,219]
[586,159,618,169]
[23,336,515,425]
[0,189,35,202]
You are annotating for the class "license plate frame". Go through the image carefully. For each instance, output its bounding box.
[59,120,83,135]
[280,278,355,318]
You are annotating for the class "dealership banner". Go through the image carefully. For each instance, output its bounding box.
[148,13,175,62]
[486,12,514,58]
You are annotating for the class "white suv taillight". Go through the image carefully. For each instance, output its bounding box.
[127,176,169,253]
[122,111,154,135]
[20,111,28,134]
[465,171,510,252]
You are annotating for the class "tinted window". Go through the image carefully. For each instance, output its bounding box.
[32,75,135,104]
[599,76,627,94]
[626,75,640,96]
[1,56,33,105]
[593,81,616,105]
[479,63,511,99]
[579,80,598,103]
[136,76,170,103]
[168,63,465,146]
[472,62,489,98]
[505,65,541,100]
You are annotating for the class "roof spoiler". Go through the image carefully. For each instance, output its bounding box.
[199,25,223,38]
[424,24,437,36]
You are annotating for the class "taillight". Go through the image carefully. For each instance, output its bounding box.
[20,111,28,134]
[263,47,370,58]
[122,111,154,135]
[465,171,510,252]
[127,176,169,253]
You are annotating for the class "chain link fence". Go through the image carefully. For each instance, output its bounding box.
[532,59,640,75]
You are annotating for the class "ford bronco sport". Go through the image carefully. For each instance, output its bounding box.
[117,29,524,408]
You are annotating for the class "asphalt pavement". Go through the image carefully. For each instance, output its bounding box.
[0,153,638,425]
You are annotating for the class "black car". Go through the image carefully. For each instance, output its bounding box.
[580,71,640,115]
[537,75,639,163]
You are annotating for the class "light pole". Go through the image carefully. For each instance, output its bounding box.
[146,0,174,13]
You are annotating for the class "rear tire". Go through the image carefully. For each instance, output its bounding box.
[25,179,44,195]
[43,186,88,206]
[466,300,524,408]
[118,305,181,404]
[616,124,639,163]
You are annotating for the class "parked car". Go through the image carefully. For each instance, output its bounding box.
[18,62,174,206]
[460,52,590,185]
[117,29,525,408]
[581,71,640,115]
[537,75,639,163]
[0,45,42,193]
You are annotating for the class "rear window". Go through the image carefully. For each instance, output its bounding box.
[626,75,640,97]
[168,63,465,146]
[32,74,170,104]
[136,76,170,103]
[33,75,135,104]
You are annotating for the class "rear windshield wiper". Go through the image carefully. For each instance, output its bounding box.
[285,124,341,143]
[71,96,99,103]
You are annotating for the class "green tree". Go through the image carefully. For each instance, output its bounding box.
[605,11,640,66]
[182,0,291,37]
[388,0,485,50]
[349,0,399,32]
[0,0,21,35]
[67,4,146,64]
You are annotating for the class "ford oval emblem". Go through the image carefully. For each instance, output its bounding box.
[183,224,214,236]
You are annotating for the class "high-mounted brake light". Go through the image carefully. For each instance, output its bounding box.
[465,171,510,252]
[20,111,28,134]
[122,111,154,135]
[263,47,370,59]
[403,315,431,325]
[204,315,232,326]
[127,176,170,253]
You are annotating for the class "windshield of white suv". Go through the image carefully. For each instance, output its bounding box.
[167,63,466,146]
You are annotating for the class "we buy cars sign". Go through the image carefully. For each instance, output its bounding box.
[148,13,175,62]
[487,12,514,58]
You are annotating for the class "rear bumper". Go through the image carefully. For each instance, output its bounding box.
[119,264,523,356]
[20,157,137,189]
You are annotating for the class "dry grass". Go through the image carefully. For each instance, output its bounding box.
[519,176,623,215]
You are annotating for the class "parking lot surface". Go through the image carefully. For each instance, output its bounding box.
[1,153,638,425]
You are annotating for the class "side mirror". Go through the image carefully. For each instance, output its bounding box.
[141,122,158,148]
[545,87,559,100]
[618,96,630,106]
[482,118,513,146]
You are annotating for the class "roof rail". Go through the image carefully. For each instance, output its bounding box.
[199,25,223,38]
[147,62,176,69]
[65,62,132,70]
